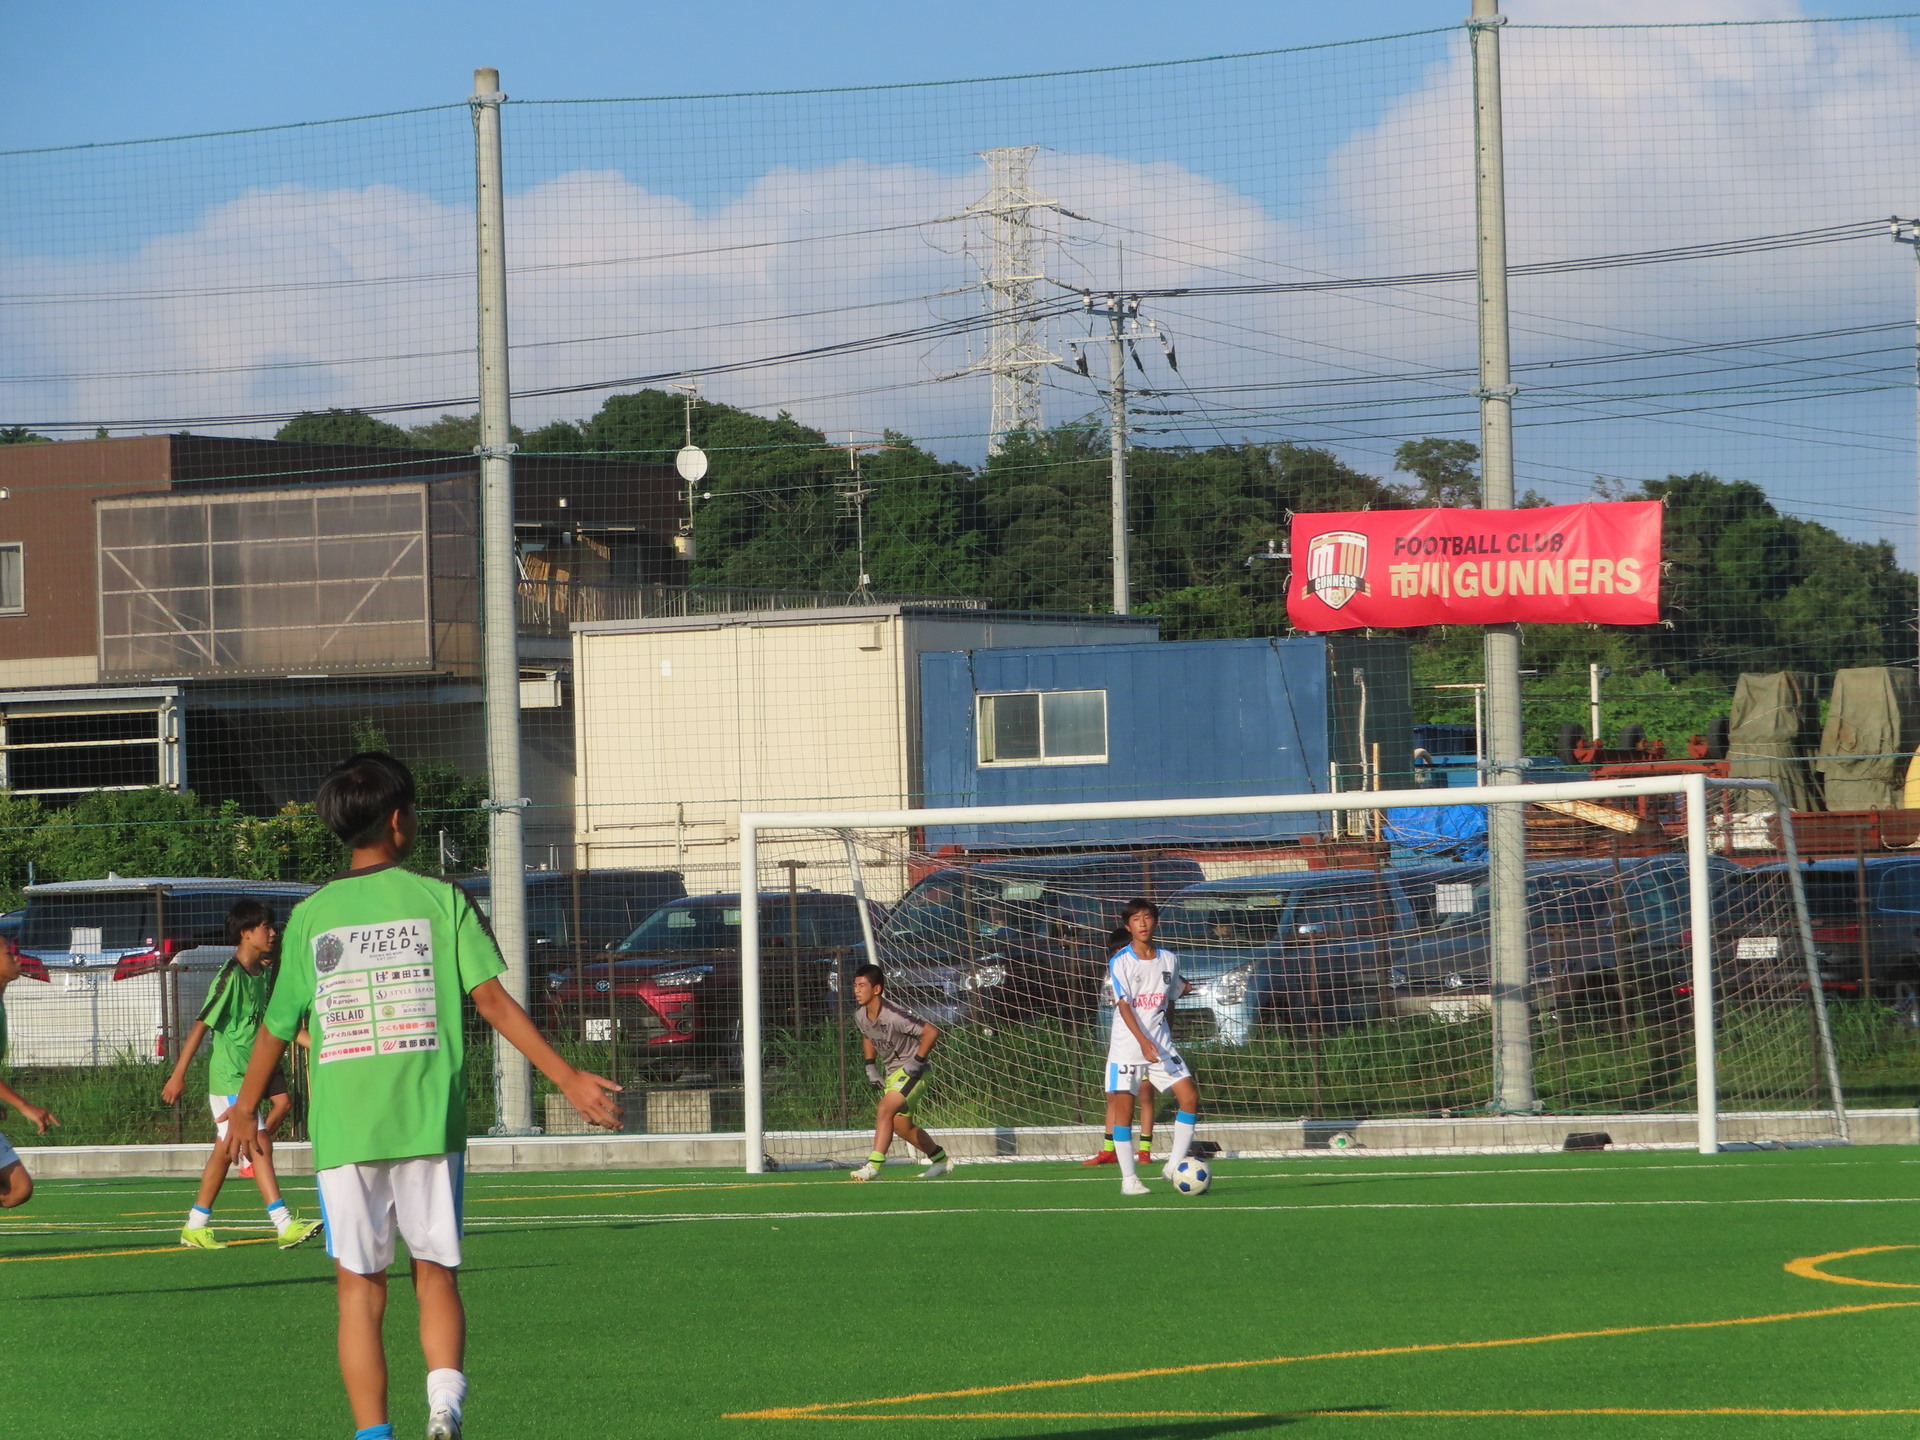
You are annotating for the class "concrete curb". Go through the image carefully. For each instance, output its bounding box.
[13,1109,1910,1178]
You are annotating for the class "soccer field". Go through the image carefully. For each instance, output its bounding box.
[5,1148,1920,1438]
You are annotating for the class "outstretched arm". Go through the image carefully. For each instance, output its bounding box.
[470,977,622,1129]
[0,1076,57,1134]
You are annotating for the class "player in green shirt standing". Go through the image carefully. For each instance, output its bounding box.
[161,897,322,1250]
[227,753,622,1440]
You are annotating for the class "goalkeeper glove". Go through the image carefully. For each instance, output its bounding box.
[902,1055,928,1080]
[865,1063,885,1091]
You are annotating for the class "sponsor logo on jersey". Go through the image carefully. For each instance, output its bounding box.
[315,934,343,974]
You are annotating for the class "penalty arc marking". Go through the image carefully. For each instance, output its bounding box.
[1786,1244,1920,1289]
[726,1299,1920,1421]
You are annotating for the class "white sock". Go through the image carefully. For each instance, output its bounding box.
[185,1205,211,1230]
[427,1368,467,1422]
[1114,1126,1138,1181]
[1170,1112,1198,1167]
[266,1199,290,1227]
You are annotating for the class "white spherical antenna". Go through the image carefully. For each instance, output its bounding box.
[675,445,709,483]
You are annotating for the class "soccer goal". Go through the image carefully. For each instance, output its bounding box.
[735,775,1846,1173]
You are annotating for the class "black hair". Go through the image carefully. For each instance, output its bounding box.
[315,751,417,847]
[852,963,885,988]
[225,898,277,946]
[1107,897,1160,950]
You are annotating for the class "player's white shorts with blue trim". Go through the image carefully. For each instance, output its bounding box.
[0,1130,18,1172]
[315,1152,466,1274]
[1105,1053,1190,1095]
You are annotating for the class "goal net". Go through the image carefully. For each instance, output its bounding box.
[734,776,1845,1171]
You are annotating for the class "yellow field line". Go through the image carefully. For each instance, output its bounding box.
[728,1301,1920,1419]
[0,1237,278,1264]
[1785,1245,1920,1289]
[759,1409,1920,1421]
[470,1182,779,1204]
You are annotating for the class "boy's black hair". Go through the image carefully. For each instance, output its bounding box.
[1107,897,1160,950]
[852,963,885,987]
[225,898,276,946]
[315,751,417,847]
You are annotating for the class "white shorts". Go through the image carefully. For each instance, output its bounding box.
[315,1152,465,1274]
[0,1130,18,1173]
[209,1094,263,1177]
[1106,1053,1191,1095]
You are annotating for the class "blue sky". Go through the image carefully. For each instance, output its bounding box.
[7,2,1920,562]
[1,1,1899,148]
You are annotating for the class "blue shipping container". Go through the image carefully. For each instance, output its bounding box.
[919,637,1332,847]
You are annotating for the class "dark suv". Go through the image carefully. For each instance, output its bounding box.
[456,869,686,964]
[1755,857,1920,998]
[544,890,877,1078]
[876,852,1206,1027]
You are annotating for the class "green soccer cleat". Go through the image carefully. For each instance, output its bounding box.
[178,1225,226,1250]
[276,1214,323,1250]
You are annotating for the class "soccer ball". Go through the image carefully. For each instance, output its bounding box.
[1170,1158,1211,1195]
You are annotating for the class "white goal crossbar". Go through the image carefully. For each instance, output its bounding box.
[737,774,1840,1172]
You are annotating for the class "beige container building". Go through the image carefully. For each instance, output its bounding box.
[571,604,1154,898]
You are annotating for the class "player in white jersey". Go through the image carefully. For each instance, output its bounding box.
[1104,898,1202,1195]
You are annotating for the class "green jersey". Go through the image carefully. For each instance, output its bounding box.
[266,864,506,1170]
[197,957,275,1096]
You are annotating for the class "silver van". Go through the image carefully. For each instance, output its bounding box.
[8,878,314,1067]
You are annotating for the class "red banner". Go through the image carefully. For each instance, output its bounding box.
[1287,501,1661,631]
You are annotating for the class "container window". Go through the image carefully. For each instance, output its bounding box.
[978,690,1107,765]
[0,543,21,614]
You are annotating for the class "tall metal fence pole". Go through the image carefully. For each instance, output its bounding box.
[1470,0,1535,1113]
[473,66,532,1134]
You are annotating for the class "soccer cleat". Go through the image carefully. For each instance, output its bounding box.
[849,1162,882,1182]
[179,1225,226,1250]
[1120,1177,1151,1197]
[276,1214,323,1250]
[920,1159,951,1179]
[1082,1149,1118,1166]
[426,1406,463,1440]
[1138,1149,1153,1165]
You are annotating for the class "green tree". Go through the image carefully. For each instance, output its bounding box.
[1393,438,1481,507]
[0,426,50,445]
[274,409,415,448]
[404,413,524,451]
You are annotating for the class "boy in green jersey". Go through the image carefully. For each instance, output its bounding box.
[227,753,621,1440]
[162,898,322,1250]
[0,937,60,1208]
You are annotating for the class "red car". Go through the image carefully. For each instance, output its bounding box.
[545,890,879,1080]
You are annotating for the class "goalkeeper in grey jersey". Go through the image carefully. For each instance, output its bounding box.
[849,964,952,1181]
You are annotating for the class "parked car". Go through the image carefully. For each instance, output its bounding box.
[455,869,686,964]
[1754,857,1920,998]
[1385,855,1797,1015]
[1160,868,1447,1042]
[876,852,1206,1027]
[543,890,878,1078]
[7,877,315,1067]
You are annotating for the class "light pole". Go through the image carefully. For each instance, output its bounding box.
[1892,218,1920,672]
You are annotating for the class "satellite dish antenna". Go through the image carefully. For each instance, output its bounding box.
[675,445,709,483]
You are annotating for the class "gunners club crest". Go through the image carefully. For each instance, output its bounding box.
[1303,529,1369,609]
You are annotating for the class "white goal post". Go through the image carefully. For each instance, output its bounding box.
[736,774,1844,1173]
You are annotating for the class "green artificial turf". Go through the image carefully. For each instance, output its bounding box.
[5,1147,1920,1438]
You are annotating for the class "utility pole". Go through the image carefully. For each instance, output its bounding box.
[1083,252,1147,616]
[1469,0,1536,1113]
[836,432,888,596]
[966,147,1062,451]
[472,67,532,1133]
[1893,218,1920,672]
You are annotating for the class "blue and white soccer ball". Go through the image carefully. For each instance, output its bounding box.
[1171,1158,1211,1195]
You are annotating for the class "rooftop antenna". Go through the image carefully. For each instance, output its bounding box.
[669,384,705,562]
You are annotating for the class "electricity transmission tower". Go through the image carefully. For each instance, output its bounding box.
[966,146,1063,452]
